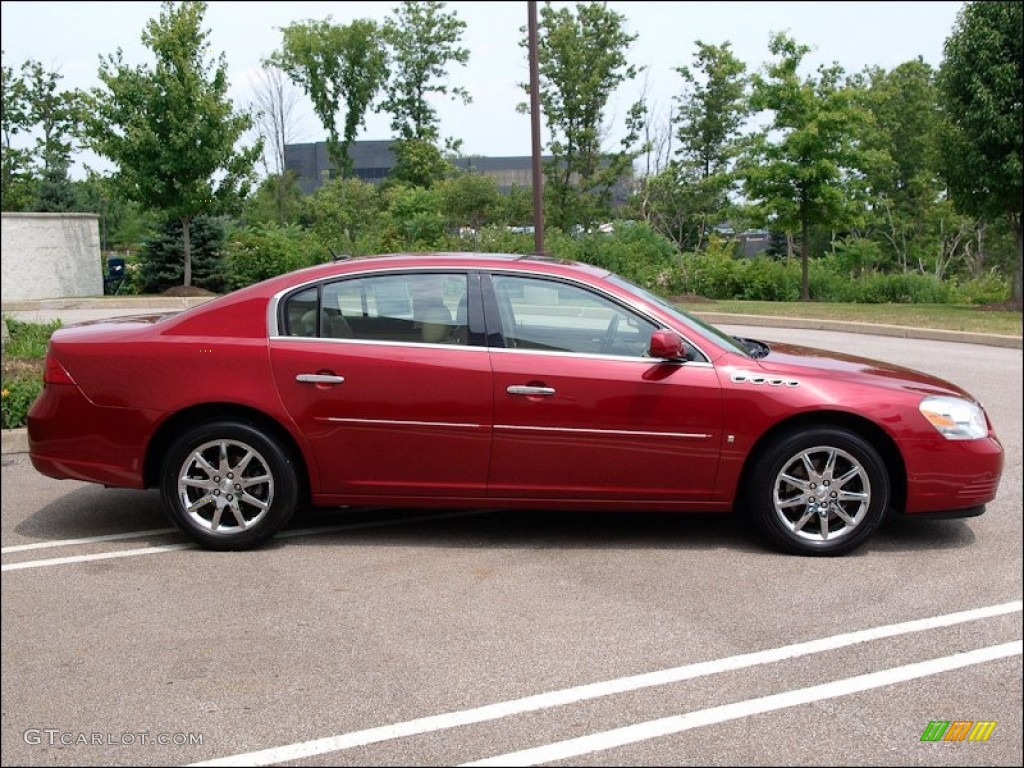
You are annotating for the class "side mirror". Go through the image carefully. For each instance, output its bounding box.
[648,329,687,361]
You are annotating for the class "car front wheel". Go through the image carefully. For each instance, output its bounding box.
[747,427,890,556]
[160,421,298,550]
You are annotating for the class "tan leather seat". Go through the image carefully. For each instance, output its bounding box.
[420,304,453,344]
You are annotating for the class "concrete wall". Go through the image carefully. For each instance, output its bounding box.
[1,213,102,301]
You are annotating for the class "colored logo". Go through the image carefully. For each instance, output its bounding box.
[920,721,996,742]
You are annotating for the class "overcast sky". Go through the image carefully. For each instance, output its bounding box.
[1,0,965,173]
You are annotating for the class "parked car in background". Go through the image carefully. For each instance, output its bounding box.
[28,252,1004,555]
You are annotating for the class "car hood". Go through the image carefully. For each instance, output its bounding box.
[753,341,975,400]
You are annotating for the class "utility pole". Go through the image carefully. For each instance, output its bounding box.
[527,0,545,255]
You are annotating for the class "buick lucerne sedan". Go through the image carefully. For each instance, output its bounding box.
[28,253,1004,556]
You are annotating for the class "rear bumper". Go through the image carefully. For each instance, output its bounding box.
[28,382,159,489]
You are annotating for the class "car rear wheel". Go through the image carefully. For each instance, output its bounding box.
[747,427,890,556]
[160,421,298,550]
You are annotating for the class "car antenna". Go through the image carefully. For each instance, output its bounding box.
[328,245,351,262]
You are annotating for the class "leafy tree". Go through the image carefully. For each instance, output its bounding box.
[438,171,502,234]
[72,173,159,253]
[22,60,83,211]
[651,41,749,251]
[1,54,33,209]
[88,0,261,288]
[939,1,1023,308]
[269,17,388,179]
[387,137,454,189]
[500,185,535,226]
[240,171,305,226]
[523,2,643,231]
[379,183,446,248]
[739,33,871,300]
[306,176,383,254]
[2,56,83,211]
[852,60,947,273]
[381,1,470,143]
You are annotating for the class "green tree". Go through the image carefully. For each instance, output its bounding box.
[306,176,383,254]
[668,40,748,250]
[847,59,963,276]
[138,215,227,293]
[241,171,305,226]
[939,1,1023,308]
[23,60,83,211]
[269,17,388,179]
[739,33,871,300]
[438,171,502,235]
[381,1,470,143]
[1,56,83,211]
[88,0,260,288]
[523,1,643,231]
[1,56,36,210]
[386,137,455,189]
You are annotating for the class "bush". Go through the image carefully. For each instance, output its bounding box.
[951,274,1012,305]
[1,318,58,430]
[1,370,40,430]
[223,222,327,290]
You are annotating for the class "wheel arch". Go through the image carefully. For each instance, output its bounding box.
[143,403,311,505]
[738,411,907,515]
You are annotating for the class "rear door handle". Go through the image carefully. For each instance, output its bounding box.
[296,373,345,385]
[506,385,556,397]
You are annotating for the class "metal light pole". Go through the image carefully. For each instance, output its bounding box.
[527,0,545,255]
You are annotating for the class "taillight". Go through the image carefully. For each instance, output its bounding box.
[43,353,76,386]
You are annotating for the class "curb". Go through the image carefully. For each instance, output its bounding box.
[3,428,28,456]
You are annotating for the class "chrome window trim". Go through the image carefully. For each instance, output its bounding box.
[268,335,490,352]
[487,345,714,367]
[265,263,715,362]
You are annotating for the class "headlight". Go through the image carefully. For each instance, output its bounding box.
[919,396,989,440]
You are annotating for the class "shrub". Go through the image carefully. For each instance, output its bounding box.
[223,222,327,290]
[1,371,40,430]
[1,318,59,430]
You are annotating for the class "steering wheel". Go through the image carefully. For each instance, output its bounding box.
[600,313,621,354]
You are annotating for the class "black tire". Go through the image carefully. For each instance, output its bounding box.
[160,421,298,551]
[746,427,890,556]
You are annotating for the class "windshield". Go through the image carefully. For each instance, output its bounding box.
[606,274,751,357]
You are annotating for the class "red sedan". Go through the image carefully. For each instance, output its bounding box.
[28,253,1004,555]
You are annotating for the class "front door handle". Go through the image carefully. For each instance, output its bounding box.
[296,373,345,385]
[506,385,556,397]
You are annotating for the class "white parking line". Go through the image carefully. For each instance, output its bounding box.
[1,543,194,571]
[462,640,1023,766]
[0,528,177,554]
[188,600,1023,767]
[0,510,489,572]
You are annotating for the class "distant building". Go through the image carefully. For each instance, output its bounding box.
[284,140,631,206]
[712,223,772,258]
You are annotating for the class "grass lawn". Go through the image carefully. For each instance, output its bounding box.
[688,300,1022,337]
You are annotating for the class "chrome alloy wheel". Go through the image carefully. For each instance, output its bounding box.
[772,445,871,543]
[176,439,275,533]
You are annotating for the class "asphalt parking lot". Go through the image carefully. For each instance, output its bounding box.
[2,326,1021,766]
